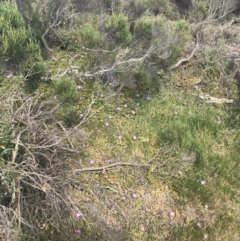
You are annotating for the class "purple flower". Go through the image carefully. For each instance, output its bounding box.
[89,160,95,165]
[122,196,127,201]
[38,110,43,115]
[75,211,83,220]
[102,169,106,174]
[117,226,122,230]
[132,193,137,198]
[79,113,84,119]
[75,229,81,234]
[201,180,206,185]
[132,135,137,140]
[6,73,13,79]
[146,95,151,101]
[196,221,202,227]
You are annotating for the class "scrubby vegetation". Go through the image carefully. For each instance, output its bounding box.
[1,0,240,240]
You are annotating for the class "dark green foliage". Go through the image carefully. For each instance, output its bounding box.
[134,17,153,39]
[0,1,45,92]
[80,26,103,48]
[0,1,29,61]
[54,77,80,104]
[106,14,132,45]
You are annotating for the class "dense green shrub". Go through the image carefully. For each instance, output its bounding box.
[106,14,132,45]
[191,0,207,21]
[134,16,153,39]
[0,1,42,63]
[0,1,45,92]
[80,26,103,48]
[0,1,30,61]
[55,25,102,51]
[21,41,45,92]
[54,28,81,51]
[54,77,80,104]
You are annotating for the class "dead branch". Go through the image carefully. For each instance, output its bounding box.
[74,162,150,173]
[206,0,238,23]
[199,94,233,103]
[41,1,75,52]
[170,34,199,70]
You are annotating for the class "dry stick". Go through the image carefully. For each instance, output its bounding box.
[74,146,165,173]
[41,2,66,52]
[11,132,22,163]
[56,120,74,149]
[52,53,83,79]
[74,162,149,173]
[170,33,199,70]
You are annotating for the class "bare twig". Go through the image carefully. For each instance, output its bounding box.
[74,162,150,173]
[170,34,199,70]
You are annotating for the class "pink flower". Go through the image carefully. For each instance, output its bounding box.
[132,193,137,198]
[77,85,82,90]
[89,160,95,165]
[75,229,81,234]
[108,115,113,119]
[169,211,175,217]
[38,110,43,115]
[118,135,123,140]
[105,122,110,127]
[6,73,13,79]
[201,180,206,185]
[196,221,202,227]
[79,113,84,119]
[122,196,127,201]
[146,95,151,101]
[75,211,83,220]
[124,104,128,108]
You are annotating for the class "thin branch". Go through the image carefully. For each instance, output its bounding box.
[170,33,199,70]
[74,162,150,173]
